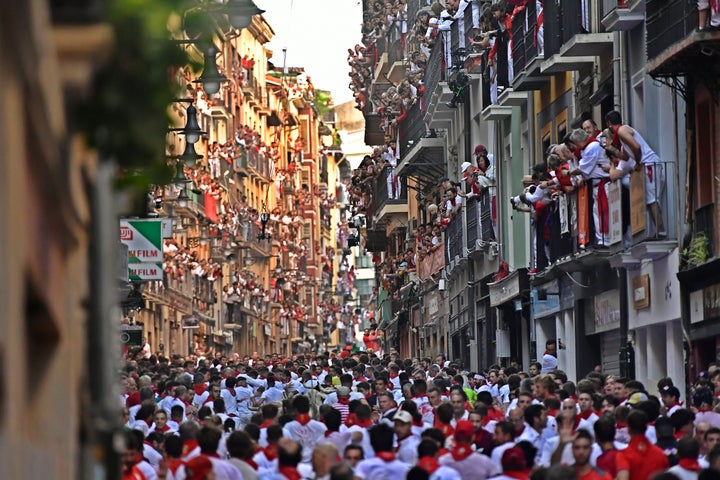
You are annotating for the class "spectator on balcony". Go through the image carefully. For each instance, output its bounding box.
[601,128,635,248]
[489,2,514,90]
[604,110,666,238]
[567,128,611,248]
[582,118,602,143]
[698,0,720,30]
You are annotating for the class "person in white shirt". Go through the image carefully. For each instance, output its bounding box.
[491,420,517,468]
[394,410,420,465]
[226,430,259,480]
[355,423,410,480]
[417,439,461,480]
[516,404,549,465]
[282,395,327,463]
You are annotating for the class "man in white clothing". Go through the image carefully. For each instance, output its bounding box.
[355,423,410,480]
[282,395,327,463]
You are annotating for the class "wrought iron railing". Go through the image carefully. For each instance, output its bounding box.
[424,41,445,103]
[646,0,697,61]
[465,190,495,251]
[446,211,464,261]
[373,163,408,216]
[399,101,426,158]
[512,1,542,75]
[538,161,677,273]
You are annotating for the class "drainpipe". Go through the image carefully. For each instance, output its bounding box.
[612,31,621,112]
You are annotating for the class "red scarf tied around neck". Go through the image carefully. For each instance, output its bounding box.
[417,456,440,474]
[451,442,474,461]
[678,458,701,471]
[375,452,396,462]
[278,466,302,480]
[295,414,312,426]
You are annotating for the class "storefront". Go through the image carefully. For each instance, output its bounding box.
[532,277,576,378]
[627,251,684,395]
[585,289,622,376]
[686,274,720,381]
[489,269,530,368]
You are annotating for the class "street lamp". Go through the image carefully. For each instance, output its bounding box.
[172,104,204,144]
[173,161,191,186]
[194,46,228,95]
[170,141,204,167]
[222,0,265,29]
[176,187,189,208]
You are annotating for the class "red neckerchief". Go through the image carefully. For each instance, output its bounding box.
[227,388,236,397]
[193,385,206,396]
[245,459,259,471]
[412,419,424,427]
[336,397,350,405]
[610,125,622,149]
[504,470,531,480]
[295,414,312,426]
[438,422,455,438]
[674,430,685,440]
[389,372,398,379]
[515,425,525,436]
[204,452,220,459]
[345,413,358,427]
[667,401,683,410]
[155,424,171,433]
[278,466,302,480]
[678,458,701,471]
[547,409,559,418]
[260,420,274,429]
[417,456,440,474]
[451,442,474,461]
[166,458,185,474]
[182,439,199,457]
[574,409,594,429]
[324,429,337,437]
[264,444,278,461]
[375,452,396,462]
[438,447,450,457]
[543,350,556,358]
[203,396,216,405]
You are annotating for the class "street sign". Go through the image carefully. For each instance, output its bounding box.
[120,219,164,280]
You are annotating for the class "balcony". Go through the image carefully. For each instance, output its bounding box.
[601,0,645,32]
[386,38,405,84]
[423,41,453,129]
[465,192,496,254]
[245,147,272,182]
[419,246,445,281]
[646,0,720,77]
[531,162,677,279]
[371,164,408,226]
[445,211,464,267]
[396,101,446,186]
[511,2,550,91]
[541,0,612,74]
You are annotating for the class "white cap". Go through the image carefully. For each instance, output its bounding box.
[461,161,472,173]
[393,410,413,423]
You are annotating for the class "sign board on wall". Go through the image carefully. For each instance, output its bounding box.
[630,170,646,235]
[120,219,164,280]
[608,180,622,245]
[594,289,621,333]
[632,274,650,310]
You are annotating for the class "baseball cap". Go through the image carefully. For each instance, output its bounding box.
[501,447,526,472]
[627,392,649,406]
[461,161,472,173]
[660,385,681,399]
[394,410,413,424]
[454,419,474,440]
[474,145,487,156]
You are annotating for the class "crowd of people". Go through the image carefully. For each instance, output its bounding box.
[120,343,720,480]
[510,110,666,274]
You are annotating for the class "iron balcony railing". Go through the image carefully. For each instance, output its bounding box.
[446,210,464,262]
[399,101,426,158]
[537,161,677,273]
[543,0,591,58]
[646,0,697,61]
[465,190,495,250]
[373,162,408,216]
[512,1,541,75]
[424,41,445,105]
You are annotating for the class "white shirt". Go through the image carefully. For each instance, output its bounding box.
[282,418,328,463]
[355,456,410,480]
[395,434,420,465]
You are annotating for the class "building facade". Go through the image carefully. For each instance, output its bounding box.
[356,0,718,395]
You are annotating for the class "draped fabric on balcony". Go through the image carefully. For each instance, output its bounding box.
[205,192,219,223]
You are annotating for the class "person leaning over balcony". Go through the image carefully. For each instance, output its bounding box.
[567,128,612,248]
[604,110,666,237]
[600,128,635,248]
[698,0,720,30]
